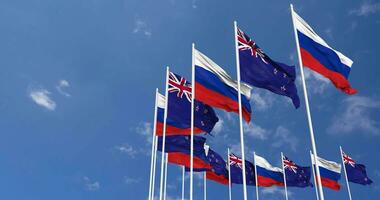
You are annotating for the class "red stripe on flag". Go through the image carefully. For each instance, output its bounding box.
[206,171,229,185]
[168,152,212,170]
[300,48,357,95]
[155,122,203,136]
[257,176,284,187]
[195,82,251,122]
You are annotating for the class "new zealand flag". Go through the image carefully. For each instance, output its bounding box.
[237,27,300,108]
[229,154,256,185]
[342,151,373,185]
[283,155,312,187]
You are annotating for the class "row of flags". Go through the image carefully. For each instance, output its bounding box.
[157,135,372,189]
[148,5,367,200]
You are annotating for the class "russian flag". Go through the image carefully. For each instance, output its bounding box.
[311,154,342,191]
[293,10,357,95]
[194,48,252,122]
[254,154,284,187]
[155,92,203,136]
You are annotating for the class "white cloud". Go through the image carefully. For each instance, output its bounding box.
[56,79,71,97]
[271,126,298,152]
[133,19,152,37]
[191,0,198,9]
[250,90,275,111]
[212,119,224,135]
[124,177,141,184]
[115,143,138,158]
[136,122,153,143]
[83,176,100,191]
[302,68,330,94]
[328,96,380,135]
[261,187,292,197]
[244,123,269,140]
[29,88,56,111]
[350,1,380,16]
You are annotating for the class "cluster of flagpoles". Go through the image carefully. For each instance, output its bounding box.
[146,4,367,200]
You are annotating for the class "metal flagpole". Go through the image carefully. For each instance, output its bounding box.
[190,43,195,200]
[340,146,353,200]
[228,148,232,200]
[253,152,259,200]
[290,4,324,200]
[182,166,185,200]
[149,89,159,200]
[164,153,168,200]
[310,151,320,200]
[281,152,288,200]
[152,136,158,200]
[234,20,248,200]
[159,67,170,200]
[204,172,207,200]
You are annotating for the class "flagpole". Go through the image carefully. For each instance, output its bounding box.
[290,4,324,200]
[204,172,207,200]
[182,166,185,200]
[148,89,159,200]
[253,152,259,200]
[234,20,248,200]
[310,151,320,200]
[190,43,195,200]
[228,148,232,200]
[152,136,158,200]
[164,153,168,200]
[159,67,170,200]
[340,146,353,200]
[281,152,288,200]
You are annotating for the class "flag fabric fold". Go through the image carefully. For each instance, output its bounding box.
[194,48,252,122]
[292,10,357,94]
[157,135,212,170]
[311,154,342,191]
[283,155,312,187]
[254,154,284,187]
[229,154,256,185]
[342,151,373,185]
[237,27,300,108]
[156,72,219,136]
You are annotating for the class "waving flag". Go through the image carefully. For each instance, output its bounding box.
[185,147,229,185]
[156,72,219,136]
[158,135,212,170]
[311,154,342,190]
[156,92,200,136]
[237,27,300,108]
[342,150,373,185]
[283,155,312,187]
[194,48,252,122]
[292,10,357,94]
[229,153,256,185]
[254,154,284,187]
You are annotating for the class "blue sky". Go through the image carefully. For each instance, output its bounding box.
[0,0,379,199]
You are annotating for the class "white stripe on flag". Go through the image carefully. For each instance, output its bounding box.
[157,92,166,109]
[194,48,252,99]
[292,10,353,68]
[254,154,283,172]
[310,153,341,174]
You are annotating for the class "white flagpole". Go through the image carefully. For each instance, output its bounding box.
[290,4,324,200]
[253,152,259,200]
[340,146,352,200]
[310,151,320,200]
[148,89,159,200]
[228,148,232,200]
[234,20,248,200]
[152,136,158,200]
[204,172,207,200]
[159,67,170,200]
[190,43,195,200]
[281,152,288,200]
[164,153,168,200]
[182,166,185,200]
